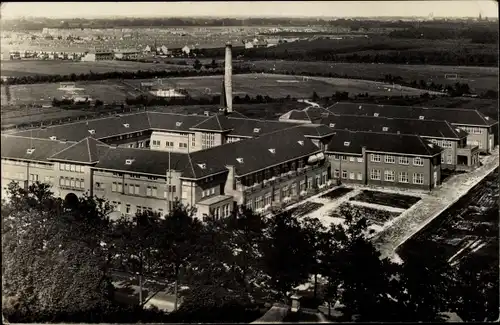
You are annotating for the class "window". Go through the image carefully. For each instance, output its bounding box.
[291,183,297,195]
[446,154,453,164]
[384,155,395,164]
[341,155,348,161]
[349,172,355,180]
[334,169,340,178]
[342,170,348,179]
[152,187,157,197]
[246,200,253,211]
[128,184,134,194]
[117,183,123,192]
[413,157,424,166]
[59,177,64,186]
[134,185,139,194]
[371,154,381,162]
[211,188,215,194]
[80,180,84,189]
[179,142,188,148]
[357,172,363,180]
[384,170,395,182]
[264,192,272,206]
[202,133,216,149]
[65,178,70,186]
[70,164,75,172]
[357,157,363,163]
[59,164,64,171]
[191,134,196,147]
[65,164,70,171]
[333,155,340,160]
[370,169,381,180]
[399,156,409,165]
[147,186,152,196]
[299,180,306,192]
[413,173,424,185]
[349,157,355,162]
[399,172,409,183]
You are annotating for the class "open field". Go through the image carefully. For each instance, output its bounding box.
[0,60,191,77]
[349,190,421,210]
[1,80,143,107]
[398,169,498,266]
[248,61,499,93]
[128,73,441,98]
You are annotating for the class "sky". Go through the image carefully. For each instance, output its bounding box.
[1,1,498,19]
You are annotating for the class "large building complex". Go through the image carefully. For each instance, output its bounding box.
[1,44,497,220]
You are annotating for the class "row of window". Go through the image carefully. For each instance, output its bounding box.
[59,177,85,189]
[369,169,424,184]
[227,137,241,143]
[333,155,364,163]
[109,182,177,196]
[429,139,453,149]
[209,204,232,220]
[111,201,176,216]
[371,154,424,166]
[246,172,328,211]
[201,133,216,149]
[201,187,216,198]
[334,170,363,181]
[461,126,483,135]
[127,141,145,148]
[59,163,85,173]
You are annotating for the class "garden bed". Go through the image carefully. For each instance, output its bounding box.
[289,202,324,218]
[319,187,353,200]
[349,190,421,209]
[330,203,400,226]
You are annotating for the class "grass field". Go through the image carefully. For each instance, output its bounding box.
[128,73,439,98]
[1,80,143,106]
[248,61,499,93]
[0,60,191,77]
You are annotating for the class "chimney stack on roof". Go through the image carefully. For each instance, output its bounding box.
[224,42,233,112]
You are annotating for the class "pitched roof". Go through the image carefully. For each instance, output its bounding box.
[280,105,330,123]
[94,146,189,176]
[320,114,466,139]
[296,124,336,138]
[327,102,497,127]
[226,117,297,138]
[185,126,323,179]
[48,136,105,164]
[1,135,75,162]
[13,112,151,141]
[190,114,234,132]
[325,130,443,157]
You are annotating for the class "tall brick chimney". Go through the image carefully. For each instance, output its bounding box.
[224,42,233,112]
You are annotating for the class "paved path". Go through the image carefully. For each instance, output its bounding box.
[373,147,499,260]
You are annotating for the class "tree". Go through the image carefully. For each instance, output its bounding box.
[261,211,312,303]
[193,59,202,70]
[110,211,163,306]
[300,217,327,299]
[2,182,114,322]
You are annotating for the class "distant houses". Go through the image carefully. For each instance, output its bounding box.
[81,51,114,62]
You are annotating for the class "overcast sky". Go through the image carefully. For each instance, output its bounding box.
[1,1,498,19]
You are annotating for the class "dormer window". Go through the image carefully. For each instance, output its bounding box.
[88,129,96,134]
[358,105,362,109]
[26,148,35,155]
[419,116,424,120]
[382,127,388,131]
[236,158,244,164]
[197,163,206,169]
[297,140,304,146]
[123,123,130,128]
[343,141,350,146]
[49,136,57,140]
[125,159,134,165]
[373,113,379,117]
[176,122,182,127]
[329,123,335,128]
[204,111,210,116]
[268,148,276,154]
[428,143,434,148]
[253,128,261,133]
[485,116,489,120]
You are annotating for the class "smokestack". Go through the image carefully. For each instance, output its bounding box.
[224,42,233,112]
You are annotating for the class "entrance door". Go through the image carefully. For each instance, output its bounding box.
[433,171,437,188]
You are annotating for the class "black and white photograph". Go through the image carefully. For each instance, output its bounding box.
[1,1,498,323]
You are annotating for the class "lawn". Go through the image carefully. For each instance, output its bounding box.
[289,202,324,218]
[128,73,437,98]
[330,202,400,226]
[0,60,191,77]
[1,80,142,107]
[349,190,421,210]
[319,187,353,200]
[248,61,499,94]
